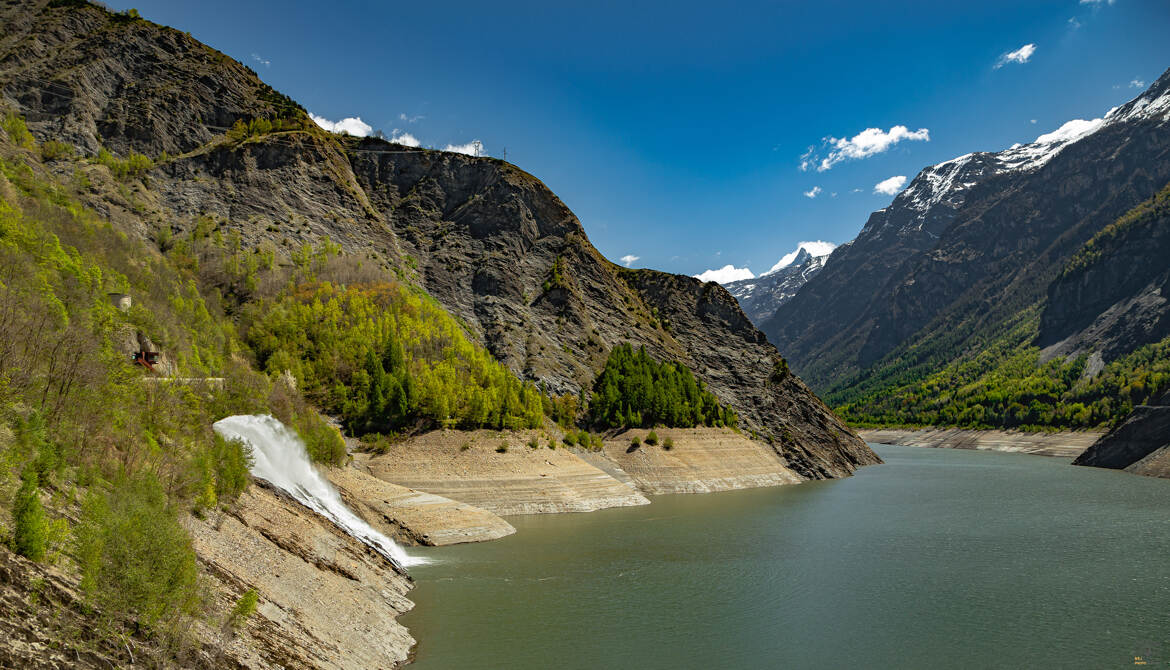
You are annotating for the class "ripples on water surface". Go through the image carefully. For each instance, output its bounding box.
[401,445,1170,669]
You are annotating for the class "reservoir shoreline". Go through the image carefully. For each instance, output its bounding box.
[856,427,1102,458]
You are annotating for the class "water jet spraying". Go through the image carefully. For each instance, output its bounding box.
[213,414,424,569]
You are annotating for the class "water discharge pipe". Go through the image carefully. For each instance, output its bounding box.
[212,414,425,570]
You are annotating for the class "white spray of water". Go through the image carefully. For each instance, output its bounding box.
[212,414,424,569]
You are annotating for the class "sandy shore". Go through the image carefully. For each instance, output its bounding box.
[857,428,1103,458]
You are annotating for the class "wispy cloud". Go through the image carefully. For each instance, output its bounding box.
[803,186,822,198]
[995,43,1036,69]
[250,53,270,67]
[1067,16,1082,29]
[620,254,640,267]
[1079,0,1115,4]
[444,140,485,156]
[310,113,373,137]
[694,264,754,284]
[874,175,907,196]
[1130,79,1147,89]
[799,146,816,171]
[804,126,930,172]
[398,113,425,124]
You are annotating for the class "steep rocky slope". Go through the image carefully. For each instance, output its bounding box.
[765,69,1170,400]
[724,246,830,327]
[1038,183,1170,364]
[0,0,878,478]
[186,482,416,669]
[1073,391,1170,479]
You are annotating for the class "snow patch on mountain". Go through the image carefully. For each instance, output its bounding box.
[763,241,837,276]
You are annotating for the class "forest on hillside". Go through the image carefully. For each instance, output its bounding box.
[832,185,1170,431]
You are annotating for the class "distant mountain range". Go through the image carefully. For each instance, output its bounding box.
[722,243,834,326]
[753,68,1170,432]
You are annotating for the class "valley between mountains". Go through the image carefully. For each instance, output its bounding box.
[0,1,1167,668]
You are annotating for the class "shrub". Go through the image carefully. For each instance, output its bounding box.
[95,147,154,180]
[663,436,674,450]
[630,435,641,447]
[229,588,259,629]
[293,412,346,466]
[528,437,539,449]
[2,111,34,149]
[359,432,399,454]
[192,433,252,511]
[460,441,471,451]
[546,438,556,449]
[645,430,658,446]
[496,442,508,453]
[40,140,74,161]
[12,469,47,562]
[562,432,577,447]
[75,475,201,631]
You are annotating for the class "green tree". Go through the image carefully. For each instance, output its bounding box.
[12,469,47,562]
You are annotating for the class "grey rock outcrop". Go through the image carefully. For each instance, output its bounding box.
[1073,391,1170,478]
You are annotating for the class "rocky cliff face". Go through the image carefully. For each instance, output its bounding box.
[765,68,1170,393]
[1038,184,1170,363]
[724,247,829,327]
[0,0,878,479]
[1073,391,1170,479]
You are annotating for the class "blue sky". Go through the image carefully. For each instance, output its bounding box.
[111,0,1169,279]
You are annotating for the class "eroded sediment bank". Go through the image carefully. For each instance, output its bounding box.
[857,428,1102,458]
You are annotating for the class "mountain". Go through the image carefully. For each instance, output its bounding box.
[724,244,832,326]
[0,0,877,478]
[763,69,1170,430]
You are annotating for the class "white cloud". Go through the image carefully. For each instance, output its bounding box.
[803,186,822,198]
[1067,16,1081,29]
[811,125,930,171]
[1079,0,1115,4]
[1130,79,1146,89]
[763,241,837,275]
[799,146,815,171]
[310,113,373,137]
[250,53,271,67]
[694,264,755,284]
[874,175,907,196]
[444,140,485,157]
[390,131,420,147]
[995,43,1036,69]
[399,113,425,123]
[1030,119,1038,124]
[619,254,640,267]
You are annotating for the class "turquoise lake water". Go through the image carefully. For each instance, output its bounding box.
[401,444,1170,669]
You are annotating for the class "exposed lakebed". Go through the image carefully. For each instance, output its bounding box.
[401,444,1170,669]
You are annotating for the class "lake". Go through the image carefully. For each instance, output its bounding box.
[400,444,1170,669]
